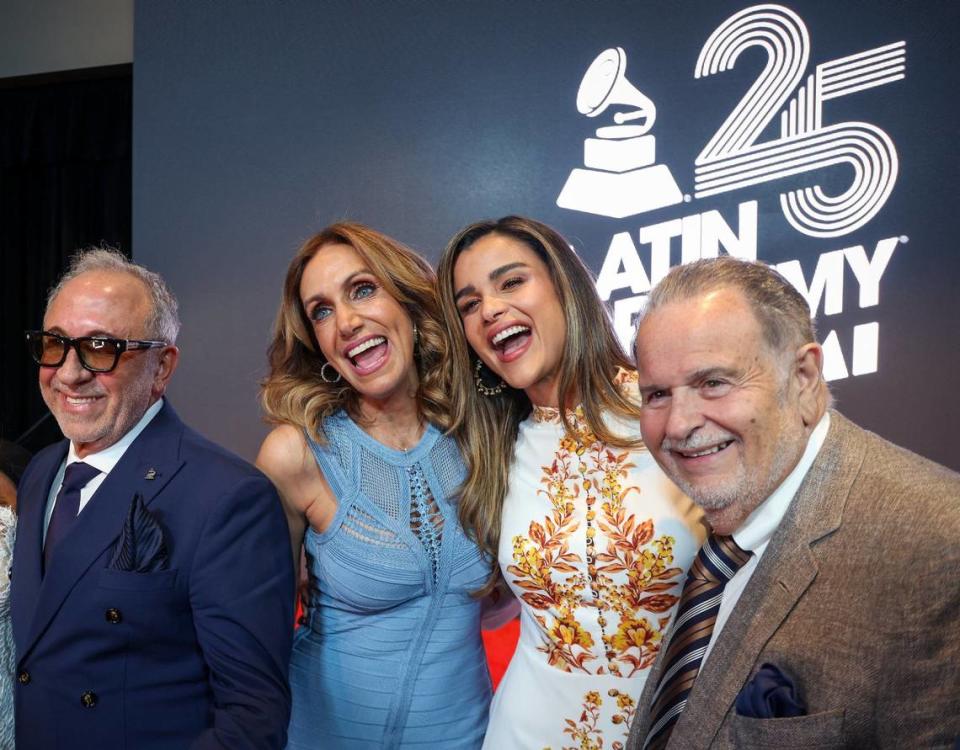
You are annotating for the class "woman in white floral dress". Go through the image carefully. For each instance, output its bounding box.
[438,216,704,750]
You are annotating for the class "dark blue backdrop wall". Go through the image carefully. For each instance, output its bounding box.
[133,0,959,469]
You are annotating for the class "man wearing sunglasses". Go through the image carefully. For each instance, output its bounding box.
[10,249,294,749]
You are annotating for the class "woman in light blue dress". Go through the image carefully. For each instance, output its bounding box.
[257,223,493,749]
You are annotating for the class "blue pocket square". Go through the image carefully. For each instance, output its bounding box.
[736,662,807,719]
[108,494,169,572]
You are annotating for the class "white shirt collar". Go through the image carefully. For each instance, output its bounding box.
[65,398,165,474]
[732,411,831,554]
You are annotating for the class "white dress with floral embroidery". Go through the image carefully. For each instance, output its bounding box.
[483,392,704,750]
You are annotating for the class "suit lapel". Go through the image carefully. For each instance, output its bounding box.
[629,542,821,749]
[19,404,186,660]
[10,442,67,652]
[670,531,821,746]
[666,412,866,747]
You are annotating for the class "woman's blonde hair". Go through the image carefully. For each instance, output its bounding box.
[261,222,451,439]
[436,216,639,579]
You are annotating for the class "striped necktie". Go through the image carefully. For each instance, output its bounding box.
[643,534,752,749]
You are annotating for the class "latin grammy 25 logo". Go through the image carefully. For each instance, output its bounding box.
[557,3,906,241]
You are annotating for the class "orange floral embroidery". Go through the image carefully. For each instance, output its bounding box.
[560,690,603,750]
[507,408,684,676]
[508,433,592,671]
[550,688,636,750]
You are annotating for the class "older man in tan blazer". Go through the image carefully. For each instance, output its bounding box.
[627,257,959,749]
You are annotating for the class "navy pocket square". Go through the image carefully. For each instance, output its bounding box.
[108,494,169,572]
[736,662,807,719]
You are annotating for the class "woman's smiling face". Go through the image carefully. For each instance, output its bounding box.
[300,242,417,406]
[452,232,567,407]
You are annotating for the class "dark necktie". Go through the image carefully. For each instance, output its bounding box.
[643,534,753,749]
[43,461,101,574]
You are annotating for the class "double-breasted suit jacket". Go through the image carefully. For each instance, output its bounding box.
[628,411,960,749]
[11,402,295,749]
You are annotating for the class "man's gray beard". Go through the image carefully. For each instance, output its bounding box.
[669,413,805,517]
[667,464,754,515]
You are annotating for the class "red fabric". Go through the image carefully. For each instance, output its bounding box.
[482,618,520,691]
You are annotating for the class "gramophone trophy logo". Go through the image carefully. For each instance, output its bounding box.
[556,47,682,219]
[558,5,905,237]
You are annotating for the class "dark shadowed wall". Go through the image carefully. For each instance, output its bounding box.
[133,0,959,468]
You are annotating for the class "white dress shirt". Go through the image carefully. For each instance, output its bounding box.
[702,412,830,664]
[42,398,165,541]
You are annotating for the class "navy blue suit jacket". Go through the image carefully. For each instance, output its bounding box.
[10,402,295,749]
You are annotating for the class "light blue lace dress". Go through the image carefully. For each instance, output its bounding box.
[0,504,15,750]
[286,412,492,749]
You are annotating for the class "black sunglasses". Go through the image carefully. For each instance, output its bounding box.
[25,330,168,374]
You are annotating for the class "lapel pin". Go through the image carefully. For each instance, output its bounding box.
[144,468,158,480]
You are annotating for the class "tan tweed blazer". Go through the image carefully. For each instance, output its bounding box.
[627,411,960,749]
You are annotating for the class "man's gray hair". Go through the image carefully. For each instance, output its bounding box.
[47,247,181,344]
[638,256,816,354]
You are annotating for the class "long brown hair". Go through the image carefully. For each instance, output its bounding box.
[436,216,639,579]
[261,222,451,439]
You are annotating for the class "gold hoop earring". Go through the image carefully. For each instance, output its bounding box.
[474,358,506,397]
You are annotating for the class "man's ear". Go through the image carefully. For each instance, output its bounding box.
[793,342,826,426]
[152,345,180,398]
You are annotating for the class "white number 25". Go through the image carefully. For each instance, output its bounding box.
[694,4,905,238]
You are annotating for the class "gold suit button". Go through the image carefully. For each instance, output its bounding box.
[105,608,122,624]
[17,671,30,685]
[80,691,98,708]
